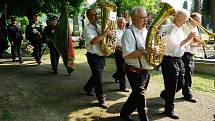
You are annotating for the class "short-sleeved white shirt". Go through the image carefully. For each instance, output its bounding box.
[185,27,200,54]
[83,23,104,56]
[115,28,124,46]
[121,24,153,70]
[160,23,187,57]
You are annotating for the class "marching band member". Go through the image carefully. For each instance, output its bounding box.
[181,12,202,103]
[120,6,159,121]
[159,9,196,119]
[112,17,129,92]
[83,8,115,109]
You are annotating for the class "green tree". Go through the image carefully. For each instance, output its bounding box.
[0,0,86,17]
[202,0,215,36]
[120,0,159,14]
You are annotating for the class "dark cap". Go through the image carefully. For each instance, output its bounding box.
[11,16,16,20]
[50,16,58,20]
[33,13,39,16]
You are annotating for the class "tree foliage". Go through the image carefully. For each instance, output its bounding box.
[202,0,211,17]
[120,0,159,14]
[0,0,86,17]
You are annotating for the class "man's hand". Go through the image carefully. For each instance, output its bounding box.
[187,32,196,41]
[147,45,161,55]
[104,30,116,38]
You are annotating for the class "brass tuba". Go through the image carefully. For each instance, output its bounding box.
[145,2,176,67]
[98,2,117,56]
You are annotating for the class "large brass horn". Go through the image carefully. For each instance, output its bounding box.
[145,2,176,67]
[98,2,117,56]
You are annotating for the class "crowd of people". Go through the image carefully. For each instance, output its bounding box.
[0,2,205,121]
[82,5,203,121]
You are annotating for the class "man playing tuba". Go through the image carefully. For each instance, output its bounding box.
[159,9,196,119]
[83,8,115,109]
[120,6,160,121]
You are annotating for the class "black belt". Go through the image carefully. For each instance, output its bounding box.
[184,52,195,56]
[164,55,181,59]
[87,52,104,57]
[124,64,148,73]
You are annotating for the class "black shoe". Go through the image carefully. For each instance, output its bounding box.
[160,91,166,100]
[164,111,180,119]
[119,88,130,92]
[99,102,108,109]
[183,97,197,103]
[83,88,94,96]
[120,115,134,121]
[37,60,42,64]
[112,73,119,83]
[53,70,58,74]
[19,59,23,63]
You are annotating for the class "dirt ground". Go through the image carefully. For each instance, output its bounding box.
[0,55,215,121]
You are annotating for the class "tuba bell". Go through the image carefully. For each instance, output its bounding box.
[145,2,176,67]
[98,2,117,56]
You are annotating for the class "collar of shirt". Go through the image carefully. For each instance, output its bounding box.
[130,24,147,33]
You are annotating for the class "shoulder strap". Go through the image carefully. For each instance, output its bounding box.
[130,28,143,68]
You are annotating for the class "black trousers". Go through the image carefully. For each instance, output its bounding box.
[113,50,126,89]
[120,70,150,121]
[84,52,105,102]
[32,41,42,62]
[11,41,22,60]
[182,52,194,98]
[161,55,185,112]
[0,42,4,58]
[48,42,60,71]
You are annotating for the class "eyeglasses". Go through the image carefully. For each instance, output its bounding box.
[135,16,148,20]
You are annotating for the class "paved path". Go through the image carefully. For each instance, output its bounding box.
[0,56,214,121]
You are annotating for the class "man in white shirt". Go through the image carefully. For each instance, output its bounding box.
[120,6,159,121]
[159,9,196,119]
[83,8,115,109]
[112,17,129,92]
[181,12,202,103]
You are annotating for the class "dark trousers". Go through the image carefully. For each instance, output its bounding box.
[84,52,105,102]
[11,41,22,60]
[48,42,60,71]
[113,50,126,89]
[0,42,3,58]
[161,56,185,112]
[32,41,42,62]
[182,52,194,98]
[120,70,150,121]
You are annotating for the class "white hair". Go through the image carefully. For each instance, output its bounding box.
[117,17,125,22]
[176,8,190,21]
[131,6,146,17]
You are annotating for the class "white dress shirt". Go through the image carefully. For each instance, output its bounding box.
[115,28,124,46]
[83,23,104,56]
[160,23,187,57]
[185,27,200,54]
[121,24,153,70]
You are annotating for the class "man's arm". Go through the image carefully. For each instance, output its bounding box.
[90,30,115,44]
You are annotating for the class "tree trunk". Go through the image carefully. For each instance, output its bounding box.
[194,0,201,13]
